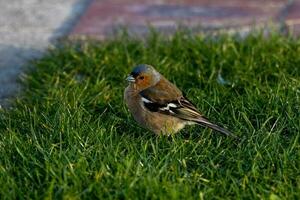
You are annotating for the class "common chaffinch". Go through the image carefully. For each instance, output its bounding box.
[124,64,237,138]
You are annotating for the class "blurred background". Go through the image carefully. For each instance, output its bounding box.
[0,0,90,107]
[0,0,299,107]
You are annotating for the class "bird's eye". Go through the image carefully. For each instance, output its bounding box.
[139,76,145,80]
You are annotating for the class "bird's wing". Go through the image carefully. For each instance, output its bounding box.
[139,76,202,119]
[140,90,237,138]
[140,91,202,120]
[139,77,183,105]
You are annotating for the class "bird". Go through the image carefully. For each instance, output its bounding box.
[124,64,238,138]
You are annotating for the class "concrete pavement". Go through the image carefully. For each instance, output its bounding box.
[0,0,90,107]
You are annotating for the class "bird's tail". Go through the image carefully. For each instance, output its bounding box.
[193,117,239,139]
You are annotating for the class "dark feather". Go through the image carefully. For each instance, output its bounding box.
[143,101,161,112]
[140,93,238,139]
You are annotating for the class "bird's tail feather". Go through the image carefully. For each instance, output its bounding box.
[193,117,239,139]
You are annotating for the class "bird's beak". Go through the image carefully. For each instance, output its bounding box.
[126,75,135,83]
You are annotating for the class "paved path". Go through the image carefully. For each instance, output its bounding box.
[71,0,300,39]
[0,0,90,107]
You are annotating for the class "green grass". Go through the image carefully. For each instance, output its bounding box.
[0,32,299,199]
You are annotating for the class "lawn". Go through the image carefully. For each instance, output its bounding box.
[0,32,299,199]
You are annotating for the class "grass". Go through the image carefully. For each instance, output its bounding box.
[0,31,299,199]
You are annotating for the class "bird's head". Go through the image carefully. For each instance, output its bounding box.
[126,64,161,91]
